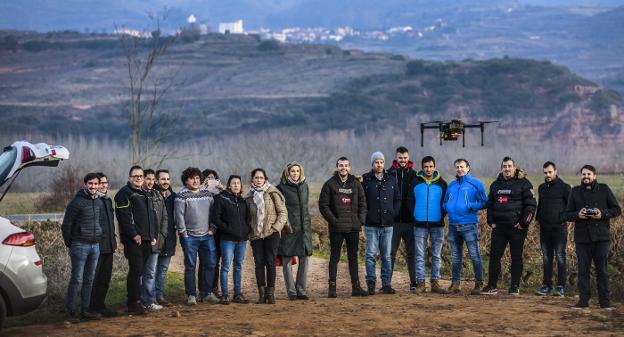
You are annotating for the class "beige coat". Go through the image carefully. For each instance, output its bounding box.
[246,184,288,240]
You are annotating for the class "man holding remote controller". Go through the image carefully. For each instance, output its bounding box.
[566,164,621,310]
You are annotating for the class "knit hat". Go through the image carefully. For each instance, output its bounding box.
[371,151,385,166]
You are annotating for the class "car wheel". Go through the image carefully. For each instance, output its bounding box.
[0,294,6,330]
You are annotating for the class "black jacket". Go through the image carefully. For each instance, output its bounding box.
[361,170,401,227]
[486,169,537,227]
[388,161,418,223]
[159,188,177,256]
[114,182,158,243]
[98,194,117,253]
[318,174,367,233]
[61,188,103,247]
[212,190,250,242]
[566,181,622,243]
[536,177,571,231]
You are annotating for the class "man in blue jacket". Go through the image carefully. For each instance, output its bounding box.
[361,152,401,295]
[408,156,447,294]
[443,158,488,295]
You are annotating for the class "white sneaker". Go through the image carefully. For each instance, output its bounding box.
[187,295,197,306]
[145,303,163,311]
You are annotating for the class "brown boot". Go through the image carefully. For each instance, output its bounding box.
[431,280,448,294]
[448,282,461,294]
[471,282,484,295]
[415,282,426,294]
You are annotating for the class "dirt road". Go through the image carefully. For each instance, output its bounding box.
[6,251,623,336]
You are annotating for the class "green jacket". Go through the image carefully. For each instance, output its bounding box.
[277,179,313,257]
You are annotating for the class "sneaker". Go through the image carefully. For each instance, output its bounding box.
[381,286,396,294]
[470,282,484,295]
[600,305,615,311]
[415,282,426,294]
[554,286,565,297]
[220,296,230,305]
[201,292,220,304]
[80,311,102,321]
[535,285,552,296]
[409,283,417,294]
[296,294,310,300]
[156,297,172,307]
[187,295,198,306]
[96,307,119,317]
[508,285,520,296]
[232,293,249,304]
[367,282,376,296]
[144,303,163,312]
[571,302,589,310]
[63,311,79,324]
[448,283,461,294]
[480,285,498,295]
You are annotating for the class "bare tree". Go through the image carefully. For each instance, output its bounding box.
[118,11,180,168]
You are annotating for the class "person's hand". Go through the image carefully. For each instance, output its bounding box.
[490,223,496,229]
[514,223,524,230]
[591,209,602,220]
[151,239,157,246]
[133,235,141,245]
[578,208,588,220]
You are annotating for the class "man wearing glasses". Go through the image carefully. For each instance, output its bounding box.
[115,166,158,315]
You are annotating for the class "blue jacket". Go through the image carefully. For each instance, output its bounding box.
[408,171,447,227]
[443,173,488,225]
[361,170,401,227]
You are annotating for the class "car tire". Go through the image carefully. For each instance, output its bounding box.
[0,294,6,330]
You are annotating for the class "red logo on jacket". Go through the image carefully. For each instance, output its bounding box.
[341,197,352,205]
[497,196,509,204]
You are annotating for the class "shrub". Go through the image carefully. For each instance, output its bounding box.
[257,39,281,52]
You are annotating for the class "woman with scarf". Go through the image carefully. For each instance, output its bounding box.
[277,162,313,300]
[246,168,288,304]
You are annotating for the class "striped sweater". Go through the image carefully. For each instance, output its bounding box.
[174,186,216,237]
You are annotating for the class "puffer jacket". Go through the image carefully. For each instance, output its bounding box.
[246,184,288,241]
[318,173,367,233]
[361,170,401,227]
[536,177,571,231]
[443,173,488,225]
[408,170,447,227]
[62,188,103,247]
[212,190,250,242]
[277,177,313,257]
[486,168,537,227]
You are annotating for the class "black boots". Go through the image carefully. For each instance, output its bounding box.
[351,281,368,297]
[328,281,337,298]
[256,286,266,304]
[265,287,276,304]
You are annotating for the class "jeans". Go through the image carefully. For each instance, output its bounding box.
[90,252,113,311]
[123,240,153,305]
[220,240,247,296]
[487,225,527,288]
[576,241,611,307]
[283,255,310,297]
[414,226,445,283]
[391,223,416,285]
[329,231,360,284]
[67,241,99,314]
[181,235,217,297]
[364,226,393,287]
[448,224,483,284]
[251,232,281,288]
[141,252,159,305]
[155,255,172,300]
[540,229,567,288]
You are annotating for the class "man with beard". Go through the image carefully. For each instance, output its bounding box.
[154,169,177,306]
[566,165,621,310]
[535,162,571,297]
[319,157,368,298]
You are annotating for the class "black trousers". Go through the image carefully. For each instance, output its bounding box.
[123,241,152,305]
[391,223,416,285]
[251,232,280,288]
[329,231,360,284]
[487,225,527,288]
[576,241,611,307]
[540,229,567,288]
[90,252,113,311]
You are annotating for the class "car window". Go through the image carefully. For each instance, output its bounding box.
[0,146,18,186]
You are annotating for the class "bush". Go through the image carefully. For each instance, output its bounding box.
[37,165,84,212]
[257,39,281,52]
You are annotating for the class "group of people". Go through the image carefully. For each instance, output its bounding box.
[61,146,622,323]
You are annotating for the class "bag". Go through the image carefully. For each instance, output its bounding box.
[275,256,298,266]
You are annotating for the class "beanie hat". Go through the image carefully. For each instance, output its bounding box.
[371,151,385,166]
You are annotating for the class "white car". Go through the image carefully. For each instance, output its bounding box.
[0,141,69,329]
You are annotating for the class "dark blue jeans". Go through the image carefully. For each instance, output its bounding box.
[540,229,567,288]
[155,255,172,300]
[220,240,247,296]
[576,240,611,307]
[67,241,100,314]
[181,235,217,297]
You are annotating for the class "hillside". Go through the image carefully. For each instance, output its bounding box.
[0,31,622,145]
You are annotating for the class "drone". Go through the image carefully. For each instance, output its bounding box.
[420,120,498,147]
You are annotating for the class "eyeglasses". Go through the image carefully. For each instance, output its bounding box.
[131,175,144,179]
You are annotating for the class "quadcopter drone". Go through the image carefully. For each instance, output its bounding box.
[420,120,497,147]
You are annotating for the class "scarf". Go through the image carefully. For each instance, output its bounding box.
[251,182,272,233]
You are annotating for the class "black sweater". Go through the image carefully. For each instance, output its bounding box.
[536,177,571,231]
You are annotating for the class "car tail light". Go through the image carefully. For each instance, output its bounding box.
[22,146,36,163]
[3,232,36,247]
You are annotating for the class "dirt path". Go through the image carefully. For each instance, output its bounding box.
[6,248,623,336]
